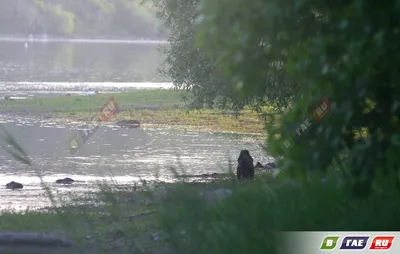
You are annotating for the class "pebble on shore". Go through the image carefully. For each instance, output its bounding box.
[5,181,23,190]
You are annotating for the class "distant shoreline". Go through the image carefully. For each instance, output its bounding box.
[0,90,268,135]
[0,36,169,44]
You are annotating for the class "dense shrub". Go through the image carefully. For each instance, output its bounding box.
[196,0,400,195]
[157,174,400,254]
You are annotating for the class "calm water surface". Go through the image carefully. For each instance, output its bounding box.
[0,40,171,97]
[0,40,167,82]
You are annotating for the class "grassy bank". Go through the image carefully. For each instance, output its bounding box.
[0,182,168,254]
[0,90,187,113]
[2,171,400,254]
[0,90,269,135]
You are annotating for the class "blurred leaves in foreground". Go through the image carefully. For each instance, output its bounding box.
[153,0,400,196]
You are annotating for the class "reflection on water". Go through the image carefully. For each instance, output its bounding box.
[0,41,167,82]
[0,37,168,44]
[0,115,271,210]
[0,81,174,98]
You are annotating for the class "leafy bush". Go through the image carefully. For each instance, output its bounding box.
[149,0,299,110]
[157,173,400,254]
[196,0,400,196]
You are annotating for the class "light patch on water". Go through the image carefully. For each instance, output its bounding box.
[65,156,92,161]
[0,173,175,211]
[192,144,222,148]
[0,37,168,44]
[0,81,173,91]
[78,162,97,166]
[0,174,170,185]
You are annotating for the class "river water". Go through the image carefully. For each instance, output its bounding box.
[0,40,271,210]
[0,39,171,98]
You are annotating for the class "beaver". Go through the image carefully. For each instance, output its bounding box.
[255,162,264,170]
[115,120,140,128]
[236,150,255,179]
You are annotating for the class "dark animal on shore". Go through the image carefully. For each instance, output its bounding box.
[6,181,23,190]
[255,162,263,170]
[254,161,277,174]
[55,177,75,184]
[115,120,141,128]
[236,150,255,179]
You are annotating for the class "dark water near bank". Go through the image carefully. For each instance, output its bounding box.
[0,115,271,210]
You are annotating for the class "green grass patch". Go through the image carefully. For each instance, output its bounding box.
[0,90,187,113]
[0,183,165,254]
[0,90,276,134]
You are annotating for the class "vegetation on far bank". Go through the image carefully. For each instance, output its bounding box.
[0,90,271,134]
[0,0,161,39]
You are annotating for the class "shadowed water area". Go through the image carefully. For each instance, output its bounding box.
[0,40,270,210]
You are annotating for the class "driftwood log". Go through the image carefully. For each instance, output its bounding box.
[0,232,74,253]
[125,210,157,220]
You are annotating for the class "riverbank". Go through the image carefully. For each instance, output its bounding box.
[1,170,399,254]
[0,173,241,254]
[0,90,271,136]
[0,182,172,253]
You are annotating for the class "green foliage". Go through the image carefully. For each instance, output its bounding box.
[0,0,161,38]
[149,0,297,110]
[196,0,400,196]
[157,174,400,254]
[149,0,229,109]
[196,0,299,110]
[35,1,75,35]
